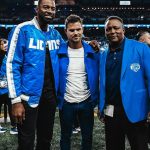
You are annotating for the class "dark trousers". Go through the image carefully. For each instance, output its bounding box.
[59,98,94,150]
[17,96,56,150]
[0,93,16,126]
[105,106,148,150]
[73,114,80,129]
[148,124,150,144]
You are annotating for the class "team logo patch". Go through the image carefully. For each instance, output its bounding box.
[130,63,140,72]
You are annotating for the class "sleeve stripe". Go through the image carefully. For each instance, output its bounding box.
[6,21,32,98]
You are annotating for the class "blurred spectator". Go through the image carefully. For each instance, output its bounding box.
[135,31,150,47]
[0,38,18,134]
[0,39,7,134]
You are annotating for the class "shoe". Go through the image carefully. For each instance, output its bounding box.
[10,126,18,135]
[72,128,78,134]
[0,125,7,133]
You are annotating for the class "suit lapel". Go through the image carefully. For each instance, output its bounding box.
[121,38,132,79]
[101,50,108,86]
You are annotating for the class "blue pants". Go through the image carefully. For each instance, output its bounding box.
[59,98,94,150]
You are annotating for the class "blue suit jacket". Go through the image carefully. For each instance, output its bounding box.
[99,38,150,123]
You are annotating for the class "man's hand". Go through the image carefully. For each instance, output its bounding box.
[89,40,100,52]
[97,109,105,123]
[147,112,150,123]
[12,102,25,124]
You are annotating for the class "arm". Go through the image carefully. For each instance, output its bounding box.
[97,108,105,123]
[89,40,100,52]
[6,26,26,124]
[142,44,150,121]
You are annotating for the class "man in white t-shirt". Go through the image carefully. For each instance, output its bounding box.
[57,14,99,150]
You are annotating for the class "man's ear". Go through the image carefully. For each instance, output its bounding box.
[122,25,125,34]
[64,29,67,35]
[123,28,125,35]
[139,38,145,42]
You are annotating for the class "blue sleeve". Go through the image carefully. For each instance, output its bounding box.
[142,44,150,97]
[6,26,26,102]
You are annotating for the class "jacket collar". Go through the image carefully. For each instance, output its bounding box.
[121,37,132,79]
[32,17,50,32]
[58,40,95,55]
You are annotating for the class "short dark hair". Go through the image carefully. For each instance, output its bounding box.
[65,14,83,29]
[135,30,149,41]
[38,0,42,6]
[105,16,124,28]
[38,0,55,6]
[0,38,3,44]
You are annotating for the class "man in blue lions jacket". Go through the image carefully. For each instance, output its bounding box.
[57,14,99,150]
[99,16,150,150]
[6,0,64,149]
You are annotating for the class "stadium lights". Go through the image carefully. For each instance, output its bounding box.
[120,1,131,5]
[1,24,150,29]
[34,1,38,6]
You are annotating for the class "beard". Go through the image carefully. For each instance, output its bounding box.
[39,13,55,24]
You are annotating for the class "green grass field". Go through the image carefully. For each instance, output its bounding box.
[0,109,140,150]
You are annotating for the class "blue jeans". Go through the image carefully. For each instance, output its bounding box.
[59,97,94,150]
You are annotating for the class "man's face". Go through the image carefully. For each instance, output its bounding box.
[65,22,83,44]
[139,33,150,46]
[105,19,125,45]
[37,0,56,24]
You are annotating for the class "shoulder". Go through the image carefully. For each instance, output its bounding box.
[49,27,61,36]
[125,38,145,48]
[10,20,34,35]
[82,40,91,47]
[124,38,150,58]
[126,38,149,50]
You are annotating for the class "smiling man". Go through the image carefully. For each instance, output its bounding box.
[99,16,150,150]
[57,14,99,150]
[6,0,64,149]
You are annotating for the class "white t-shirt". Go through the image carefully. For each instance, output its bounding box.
[64,46,91,103]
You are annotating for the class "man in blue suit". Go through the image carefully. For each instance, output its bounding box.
[99,16,150,150]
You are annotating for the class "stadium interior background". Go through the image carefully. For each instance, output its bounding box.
[0,0,150,48]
